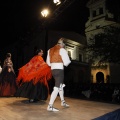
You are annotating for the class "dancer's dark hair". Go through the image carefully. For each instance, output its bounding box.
[35,49,42,55]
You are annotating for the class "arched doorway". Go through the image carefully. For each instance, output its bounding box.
[96,72,104,83]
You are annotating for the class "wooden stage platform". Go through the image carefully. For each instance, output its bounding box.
[0,96,120,120]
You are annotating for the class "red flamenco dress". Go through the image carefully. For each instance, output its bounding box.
[15,55,52,101]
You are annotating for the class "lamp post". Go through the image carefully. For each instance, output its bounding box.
[41,9,49,60]
[40,1,61,59]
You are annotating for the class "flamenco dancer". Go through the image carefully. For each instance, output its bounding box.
[0,53,17,97]
[15,49,52,103]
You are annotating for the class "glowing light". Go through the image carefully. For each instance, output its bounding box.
[53,0,61,5]
[41,9,49,17]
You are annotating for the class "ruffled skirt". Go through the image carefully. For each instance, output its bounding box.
[15,80,49,100]
[0,68,17,97]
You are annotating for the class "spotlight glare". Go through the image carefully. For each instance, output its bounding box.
[53,0,61,5]
[41,9,49,17]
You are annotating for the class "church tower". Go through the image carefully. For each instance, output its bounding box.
[85,0,120,83]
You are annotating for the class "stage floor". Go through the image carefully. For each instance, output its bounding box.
[0,96,120,120]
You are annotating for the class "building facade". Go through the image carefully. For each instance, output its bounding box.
[85,0,120,83]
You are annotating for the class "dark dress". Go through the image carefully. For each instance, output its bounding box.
[0,59,17,97]
[15,80,49,100]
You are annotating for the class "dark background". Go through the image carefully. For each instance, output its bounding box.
[1,0,120,48]
[1,0,89,48]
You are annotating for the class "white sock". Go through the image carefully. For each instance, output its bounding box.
[59,84,65,101]
[49,87,59,105]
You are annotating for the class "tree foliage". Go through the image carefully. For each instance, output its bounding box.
[86,26,120,63]
[106,0,120,22]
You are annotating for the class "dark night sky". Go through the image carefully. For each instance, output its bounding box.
[1,0,89,48]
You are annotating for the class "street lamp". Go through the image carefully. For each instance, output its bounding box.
[53,0,61,6]
[40,9,49,60]
[41,9,49,17]
[40,0,61,59]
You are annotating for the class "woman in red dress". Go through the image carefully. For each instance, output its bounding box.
[15,49,52,103]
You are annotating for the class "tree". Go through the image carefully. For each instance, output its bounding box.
[86,26,120,64]
[106,0,120,23]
